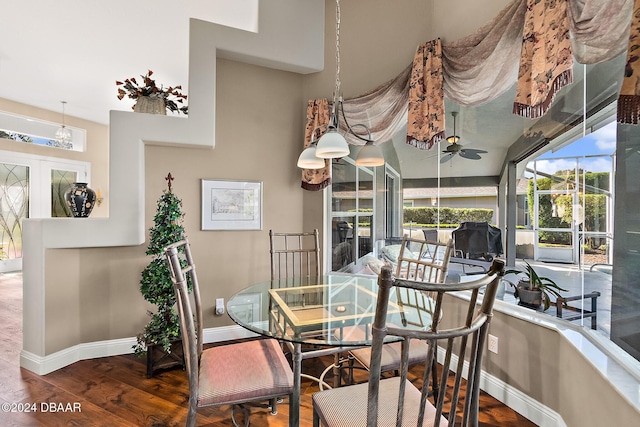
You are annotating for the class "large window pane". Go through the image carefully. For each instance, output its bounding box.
[329,159,376,272]
[332,161,356,213]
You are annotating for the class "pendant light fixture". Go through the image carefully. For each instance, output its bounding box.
[356,143,384,166]
[55,101,72,145]
[299,0,382,167]
[314,0,350,159]
[297,127,326,169]
[353,124,384,166]
[446,111,460,144]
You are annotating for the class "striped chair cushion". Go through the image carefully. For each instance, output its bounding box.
[345,325,429,372]
[312,377,447,427]
[350,340,429,372]
[197,339,293,407]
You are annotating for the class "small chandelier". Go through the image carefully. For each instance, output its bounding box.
[55,101,72,145]
[298,0,382,167]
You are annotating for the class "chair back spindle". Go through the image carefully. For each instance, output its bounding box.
[269,229,320,285]
[313,258,504,427]
[369,260,503,427]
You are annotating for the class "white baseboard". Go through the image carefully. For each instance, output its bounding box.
[20,326,563,426]
[436,347,566,427]
[479,370,566,427]
[20,325,258,375]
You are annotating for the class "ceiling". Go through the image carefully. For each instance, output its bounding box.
[1,1,624,184]
[0,1,258,125]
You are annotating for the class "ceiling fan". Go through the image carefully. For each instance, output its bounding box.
[441,111,487,163]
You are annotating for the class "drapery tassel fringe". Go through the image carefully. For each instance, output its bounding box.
[513,69,573,119]
[617,95,640,125]
[406,131,445,150]
[301,179,331,191]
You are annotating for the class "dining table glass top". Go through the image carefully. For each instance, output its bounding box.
[227,274,436,347]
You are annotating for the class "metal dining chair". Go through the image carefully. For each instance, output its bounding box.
[269,229,321,284]
[312,259,504,427]
[346,237,454,390]
[164,239,294,427]
[268,229,344,386]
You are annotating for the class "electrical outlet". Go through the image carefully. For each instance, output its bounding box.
[215,298,225,315]
[488,334,498,354]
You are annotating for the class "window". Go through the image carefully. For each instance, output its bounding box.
[385,165,401,238]
[328,158,375,272]
[0,110,86,152]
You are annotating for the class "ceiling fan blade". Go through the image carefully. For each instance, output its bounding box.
[459,150,483,160]
[461,148,488,154]
[440,153,454,163]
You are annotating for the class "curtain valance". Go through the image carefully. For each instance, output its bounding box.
[618,0,640,124]
[302,0,636,189]
[301,99,331,191]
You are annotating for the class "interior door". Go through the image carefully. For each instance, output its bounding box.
[0,151,90,272]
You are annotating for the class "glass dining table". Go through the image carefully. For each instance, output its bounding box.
[226,273,436,426]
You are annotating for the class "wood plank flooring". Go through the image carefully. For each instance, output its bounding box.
[0,273,537,426]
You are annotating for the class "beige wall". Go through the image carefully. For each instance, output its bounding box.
[441,294,640,425]
[0,98,110,217]
[7,0,518,353]
[28,0,513,353]
[16,1,639,425]
[42,58,304,353]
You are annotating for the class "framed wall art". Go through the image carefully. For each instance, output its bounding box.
[201,179,263,230]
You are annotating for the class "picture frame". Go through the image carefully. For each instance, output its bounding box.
[201,179,263,230]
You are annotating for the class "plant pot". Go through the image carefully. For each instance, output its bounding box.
[516,283,542,309]
[64,182,96,218]
[146,339,185,378]
[134,96,166,115]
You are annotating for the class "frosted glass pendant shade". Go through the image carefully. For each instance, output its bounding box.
[297,146,325,169]
[315,128,350,158]
[356,144,384,166]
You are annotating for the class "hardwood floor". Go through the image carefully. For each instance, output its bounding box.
[0,273,537,426]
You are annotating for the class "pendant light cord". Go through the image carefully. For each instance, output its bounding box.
[61,101,67,127]
[334,0,341,105]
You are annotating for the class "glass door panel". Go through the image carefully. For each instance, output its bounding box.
[332,216,355,271]
[51,169,78,217]
[0,163,29,272]
[577,155,614,269]
[332,161,357,213]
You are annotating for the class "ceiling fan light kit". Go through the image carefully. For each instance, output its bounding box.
[441,111,487,163]
[446,111,460,144]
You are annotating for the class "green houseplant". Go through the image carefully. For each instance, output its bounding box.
[505,261,567,310]
[116,69,188,114]
[133,179,188,375]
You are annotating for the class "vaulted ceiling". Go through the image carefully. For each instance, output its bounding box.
[1,1,625,184]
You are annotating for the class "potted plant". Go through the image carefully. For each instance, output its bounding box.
[505,261,567,310]
[133,176,189,377]
[116,69,188,115]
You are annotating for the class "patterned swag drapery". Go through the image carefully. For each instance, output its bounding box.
[301,0,638,190]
